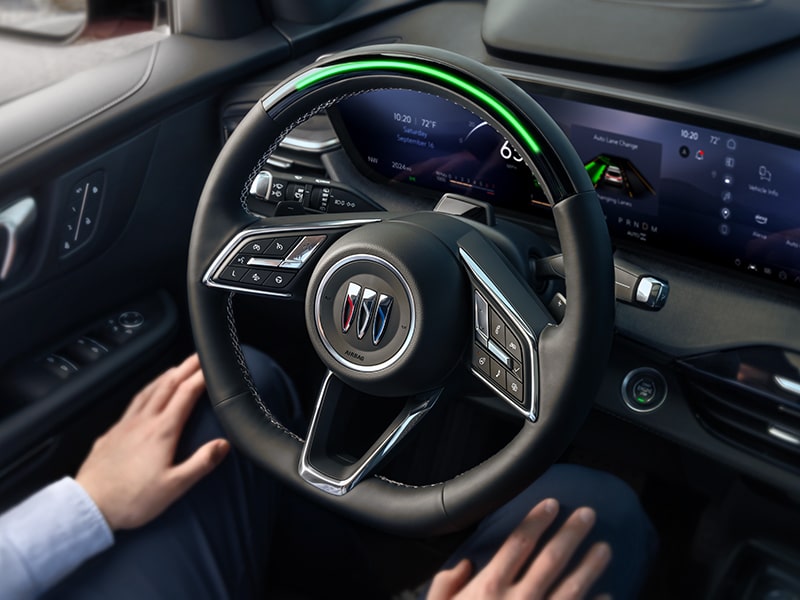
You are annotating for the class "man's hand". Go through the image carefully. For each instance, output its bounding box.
[76,354,230,531]
[428,499,612,600]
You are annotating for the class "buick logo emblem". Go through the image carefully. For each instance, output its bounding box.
[341,282,393,345]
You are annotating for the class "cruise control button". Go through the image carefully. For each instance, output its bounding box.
[263,271,295,289]
[473,345,491,376]
[489,309,506,344]
[244,239,271,254]
[505,330,522,361]
[263,237,299,258]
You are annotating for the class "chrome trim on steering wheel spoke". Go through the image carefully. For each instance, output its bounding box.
[299,371,441,496]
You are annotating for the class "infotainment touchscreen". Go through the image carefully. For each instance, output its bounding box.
[332,88,800,287]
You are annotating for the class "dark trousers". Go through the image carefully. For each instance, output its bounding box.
[45,349,657,599]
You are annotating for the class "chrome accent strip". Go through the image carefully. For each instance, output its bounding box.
[202,219,381,298]
[487,339,512,369]
[373,294,393,346]
[280,234,326,269]
[314,254,416,373]
[281,133,340,153]
[298,371,440,496]
[248,170,273,199]
[0,197,36,281]
[774,374,800,398]
[356,288,377,340]
[246,257,282,268]
[767,425,800,446]
[341,282,361,333]
[460,248,539,422]
[266,156,292,170]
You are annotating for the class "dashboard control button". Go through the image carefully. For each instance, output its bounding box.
[118,311,144,328]
[263,237,299,258]
[232,254,250,266]
[621,367,667,412]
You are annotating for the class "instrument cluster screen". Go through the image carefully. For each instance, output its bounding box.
[332,88,800,287]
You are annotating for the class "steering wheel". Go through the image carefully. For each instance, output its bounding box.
[187,44,614,537]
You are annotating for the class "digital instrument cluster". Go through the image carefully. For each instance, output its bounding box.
[331,87,800,288]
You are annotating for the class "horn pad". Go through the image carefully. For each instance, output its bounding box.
[306,219,469,397]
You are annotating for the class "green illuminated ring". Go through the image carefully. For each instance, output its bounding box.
[294,59,542,156]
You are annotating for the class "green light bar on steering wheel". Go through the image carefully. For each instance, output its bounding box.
[294,59,542,157]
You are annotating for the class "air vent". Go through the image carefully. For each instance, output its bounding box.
[679,347,800,473]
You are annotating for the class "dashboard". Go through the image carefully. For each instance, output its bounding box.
[331,87,800,289]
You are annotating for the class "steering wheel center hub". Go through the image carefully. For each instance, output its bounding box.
[306,219,470,396]
[314,254,415,371]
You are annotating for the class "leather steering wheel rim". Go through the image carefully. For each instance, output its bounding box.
[187,44,615,536]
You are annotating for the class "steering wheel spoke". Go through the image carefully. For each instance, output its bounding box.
[202,217,381,299]
[299,371,441,496]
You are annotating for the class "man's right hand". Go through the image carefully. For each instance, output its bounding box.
[428,498,612,600]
